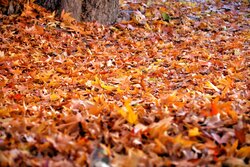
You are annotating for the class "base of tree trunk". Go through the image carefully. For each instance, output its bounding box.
[60,0,82,21]
[0,0,119,24]
[0,0,26,15]
[35,0,119,24]
[81,0,119,24]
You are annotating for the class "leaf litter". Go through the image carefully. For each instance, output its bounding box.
[0,0,249,166]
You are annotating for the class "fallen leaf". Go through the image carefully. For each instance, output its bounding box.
[188,127,201,137]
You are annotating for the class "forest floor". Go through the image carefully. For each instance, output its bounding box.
[0,0,249,166]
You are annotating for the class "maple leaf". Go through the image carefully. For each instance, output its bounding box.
[25,25,45,35]
[205,81,220,93]
[60,10,75,26]
[0,0,249,165]
[227,140,238,156]
[188,127,201,137]
[55,67,66,74]
[131,10,146,25]
[210,97,219,116]
[237,146,250,158]
[21,3,38,18]
[94,76,116,91]
[148,117,173,138]
[162,12,171,22]
[118,99,138,124]
[0,107,11,117]
[174,134,194,147]
[50,93,60,101]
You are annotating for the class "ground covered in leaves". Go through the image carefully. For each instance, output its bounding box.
[0,0,249,166]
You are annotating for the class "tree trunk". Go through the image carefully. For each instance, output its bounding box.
[81,0,119,24]
[0,0,119,24]
[60,0,82,22]
[0,0,25,15]
[35,0,119,24]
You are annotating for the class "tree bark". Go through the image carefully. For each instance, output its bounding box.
[0,0,119,24]
[81,0,119,24]
[0,0,25,15]
[60,0,82,22]
[35,0,60,11]
[35,0,119,24]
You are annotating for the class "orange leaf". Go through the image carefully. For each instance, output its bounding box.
[210,97,219,116]
[235,128,246,144]
[61,10,75,26]
[13,94,23,100]
[55,67,66,74]
[237,146,250,158]
[21,3,38,18]
[228,140,238,156]
[81,100,101,116]
[0,107,11,117]
[34,25,45,35]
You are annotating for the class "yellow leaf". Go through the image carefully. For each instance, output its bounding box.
[144,23,151,30]
[100,82,115,91]
[205,81,220,92]
[95,76,116,91]
[118,99,138,124]
[55,67,66,74]
[50,93,60,101]
[0,108,11,116]
[175,134,194,147]
[127,108,138,125]
[48,80,59,87]
[237,146,250,158]
[118,108,127,118]
[35,70,54,83]
[117,87,124,94]
[125,100,138,124]
[188,127,201,137]
[87,48,92,55]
